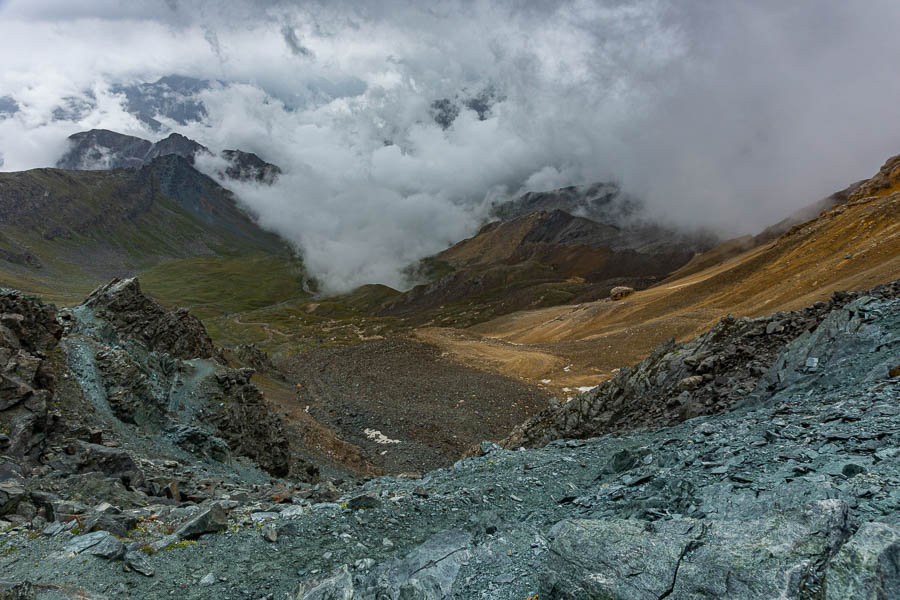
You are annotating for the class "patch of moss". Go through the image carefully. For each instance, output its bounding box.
[161,539,198,552]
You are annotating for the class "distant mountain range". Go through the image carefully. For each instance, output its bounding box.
[0,121,864,342]
[57,129,281,184]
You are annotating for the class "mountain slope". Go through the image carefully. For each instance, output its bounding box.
[0,155,298,304]
[414,156,900,397]
[383,201,716,327]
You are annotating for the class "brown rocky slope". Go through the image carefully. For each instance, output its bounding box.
[417,155,900,398]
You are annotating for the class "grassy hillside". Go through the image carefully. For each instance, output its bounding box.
[0,158,313,338]
[0,155,288,295]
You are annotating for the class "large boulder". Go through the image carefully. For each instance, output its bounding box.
[296,530,472,599]
[825,522,900,599]
[63,531,125,560]
[609,285,634,300]
[173,502,228,540]
[0,480,25,517]
[542,500,852,600]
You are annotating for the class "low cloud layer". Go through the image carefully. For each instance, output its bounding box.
[2,1,900,292]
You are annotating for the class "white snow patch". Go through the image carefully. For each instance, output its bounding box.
[576,385,598,393]
[540,379,552,384]
[364,428,401,445]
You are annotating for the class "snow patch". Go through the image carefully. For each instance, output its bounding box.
[576,385,598,393]
[364,428,401,445]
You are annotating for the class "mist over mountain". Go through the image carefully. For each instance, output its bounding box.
[56,128,281,184]
[3,1,900,291]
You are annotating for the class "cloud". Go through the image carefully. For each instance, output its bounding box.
[1,1,900,292]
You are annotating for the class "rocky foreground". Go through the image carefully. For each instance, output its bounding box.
[0,278,898,598]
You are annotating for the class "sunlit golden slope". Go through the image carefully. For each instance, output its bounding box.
[415,177,900,398]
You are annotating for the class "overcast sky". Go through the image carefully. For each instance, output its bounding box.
[2,0,900,291]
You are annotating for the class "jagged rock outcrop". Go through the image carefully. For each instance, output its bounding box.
[503,278,900,449]
[61,277,309,480]
[210,368,292,478]
[0,289,62,463]
[232,343,275,373]
[82,278,215,360]
[849,152,900,201]
[0,290,62,356]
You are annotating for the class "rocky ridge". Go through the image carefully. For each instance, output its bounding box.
[0,277,317,528]
[0,278,896,598]
[383,201,718,326]
[57,129,281,185]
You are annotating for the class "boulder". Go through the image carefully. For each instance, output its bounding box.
[64,530,125,560]
[825,521,900,599]
[0,481,25,517]
[296,530,472,599]
[123,551,154,577]
[294,565,354,600]
[610,286,634,300]
[173,503,228,540]
[542,500,851,599]
[76,442,139,479]
[82,512,135,538]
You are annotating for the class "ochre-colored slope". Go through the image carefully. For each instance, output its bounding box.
[414,191,900,398]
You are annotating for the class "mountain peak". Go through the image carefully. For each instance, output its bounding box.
[56,129,280,184]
